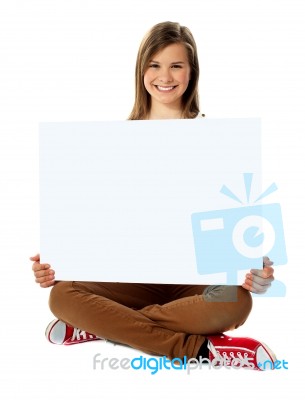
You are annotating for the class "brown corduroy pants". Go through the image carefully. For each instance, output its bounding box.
[49,281,252,360]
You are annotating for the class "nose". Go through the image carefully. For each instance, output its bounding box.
[158,68,173,83]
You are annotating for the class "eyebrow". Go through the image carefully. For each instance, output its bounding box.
[149,60,185,64]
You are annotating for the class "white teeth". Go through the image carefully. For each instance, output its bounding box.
[157,86,175,91]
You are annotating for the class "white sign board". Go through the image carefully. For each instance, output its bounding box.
[40,119,262,284]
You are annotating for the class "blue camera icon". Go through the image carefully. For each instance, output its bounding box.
[191,203,287,285]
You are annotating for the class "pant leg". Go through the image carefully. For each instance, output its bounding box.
[49,281,206,360]
[140,285,252,335]
[49,281,252,360]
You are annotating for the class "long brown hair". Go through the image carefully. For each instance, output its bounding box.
[128,21,200,120]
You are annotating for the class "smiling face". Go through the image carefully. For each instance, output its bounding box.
[143,43,191,116]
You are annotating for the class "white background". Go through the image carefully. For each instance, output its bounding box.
[0,0,304,398]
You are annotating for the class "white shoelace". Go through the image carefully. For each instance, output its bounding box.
[207,340,253,367]
[71,328,92,341]
[207,340,219,359]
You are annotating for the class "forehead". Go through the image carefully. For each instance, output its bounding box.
[151,43,189,61]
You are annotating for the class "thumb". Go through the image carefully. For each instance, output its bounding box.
[263,256,273,267]
[262,265,274,278]
[29,253,40,261]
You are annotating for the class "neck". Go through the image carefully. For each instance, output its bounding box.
[147,102,183,120]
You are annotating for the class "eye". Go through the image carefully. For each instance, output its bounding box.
[149,63,159,69]
[171,64,182,69]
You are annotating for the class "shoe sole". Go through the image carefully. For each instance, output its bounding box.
[257,341,277,370]
[45,319,64,344]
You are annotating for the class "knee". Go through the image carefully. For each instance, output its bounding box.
[49,281,72,318]
[203,285,252,309]
[203,285,251,306]
[236,286,252,326]
[202,285,252,330]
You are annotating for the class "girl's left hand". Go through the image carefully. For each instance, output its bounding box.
[242,256,275,294]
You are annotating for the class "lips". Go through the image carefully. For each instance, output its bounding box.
[155,85,177,92]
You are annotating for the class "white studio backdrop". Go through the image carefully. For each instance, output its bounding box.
[0,0,304,399]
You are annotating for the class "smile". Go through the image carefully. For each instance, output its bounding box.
[155,85,177,92]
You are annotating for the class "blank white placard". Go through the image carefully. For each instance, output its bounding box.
[39,118,261,284]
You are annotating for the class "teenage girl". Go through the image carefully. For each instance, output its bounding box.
[31,21,276,370]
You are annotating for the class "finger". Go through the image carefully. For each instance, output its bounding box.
[36,278,55,286]
[32,262,51,272]
[243,270,274,292]
[35,273,55,284]
[34,269,55,279]
[246,272,273,286]
[246,272,274,286]
[250,266,274,278]
[29,254,40,261]
[241,283,271,294]
[242,279,271,294]
[242,283,256,293]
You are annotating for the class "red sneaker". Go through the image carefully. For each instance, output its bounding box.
[206,333,276,370]
[45,319,102,345]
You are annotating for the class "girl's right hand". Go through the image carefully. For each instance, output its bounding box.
[30,253,56,288]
